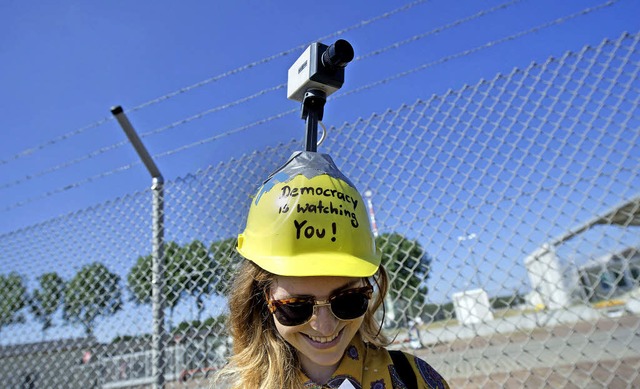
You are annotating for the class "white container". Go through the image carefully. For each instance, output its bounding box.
[524,244,571,309]
[452,288,494,325]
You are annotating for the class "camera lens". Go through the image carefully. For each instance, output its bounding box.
[322,39,354,69]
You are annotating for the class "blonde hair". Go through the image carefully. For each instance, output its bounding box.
[212,260,390,389]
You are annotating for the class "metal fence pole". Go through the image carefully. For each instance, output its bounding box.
[111,106,166,389]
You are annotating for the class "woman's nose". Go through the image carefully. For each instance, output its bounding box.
[309,304,338,335]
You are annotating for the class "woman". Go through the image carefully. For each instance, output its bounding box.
[213,152,448,388]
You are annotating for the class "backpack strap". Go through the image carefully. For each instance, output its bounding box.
[389,350,418,389]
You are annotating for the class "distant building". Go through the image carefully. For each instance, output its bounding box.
[524,196,640,309]
[72,331,229,388]
[0,337,99,389]
[576,247,640,302]
[0,331,231,389]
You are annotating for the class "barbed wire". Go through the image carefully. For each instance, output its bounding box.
[0,0,430,168]
[127,0,432,114]
[0,84,286,191]
[0,0,622,212]
[0,109,297,213]
[1,161,144,213]
[137,85,286,140]
[0,0,524,192]
[356,0,524,61]
[336,0,621,100]
[0,117,113,168]
[154,109,299,159]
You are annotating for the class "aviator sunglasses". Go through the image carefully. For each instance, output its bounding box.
[266,283,374,326]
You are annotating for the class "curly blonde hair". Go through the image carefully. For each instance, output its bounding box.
[212,260,390,389]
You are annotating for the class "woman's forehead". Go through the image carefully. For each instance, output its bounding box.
[271,275,363,297]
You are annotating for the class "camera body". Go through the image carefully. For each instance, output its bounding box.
[287,40,354,102]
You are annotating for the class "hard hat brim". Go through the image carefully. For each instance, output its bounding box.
[237,248,381,277]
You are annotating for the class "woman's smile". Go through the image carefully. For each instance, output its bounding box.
[303,328,343,348]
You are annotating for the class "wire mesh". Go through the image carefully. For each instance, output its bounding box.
[1,31,639,388]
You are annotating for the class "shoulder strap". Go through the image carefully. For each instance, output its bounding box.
[389,350,418,389]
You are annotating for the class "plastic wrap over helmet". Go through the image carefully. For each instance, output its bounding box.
[237,151,381,277]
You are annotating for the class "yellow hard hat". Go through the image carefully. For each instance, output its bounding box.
[237,151,381,277]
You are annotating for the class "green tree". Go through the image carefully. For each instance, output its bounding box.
[64,263,122,336]
[0,272,28,333]
[128,241,218,323]
[174,240,216,321]
[202,314,228,334]
[171,314,228,337]
[30,272,65,335]
[127,241,182,326]
[209,237,241,296]
[376,232,432,322]
[423,302,456,322]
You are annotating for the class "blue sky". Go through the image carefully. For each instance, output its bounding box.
[1,0,639,343]
[2,0,639,234]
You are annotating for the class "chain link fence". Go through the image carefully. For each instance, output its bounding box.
[1,31,640,388]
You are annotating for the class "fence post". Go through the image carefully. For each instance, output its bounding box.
[111,106,166,389]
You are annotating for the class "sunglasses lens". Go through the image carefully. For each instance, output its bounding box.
[274,301,313,326]
[331,292,370,320]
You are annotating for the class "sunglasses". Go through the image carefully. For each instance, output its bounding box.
[266,284,373,326]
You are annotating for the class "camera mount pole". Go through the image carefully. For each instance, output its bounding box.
[289,39,353,151]
[302,89,326,152]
